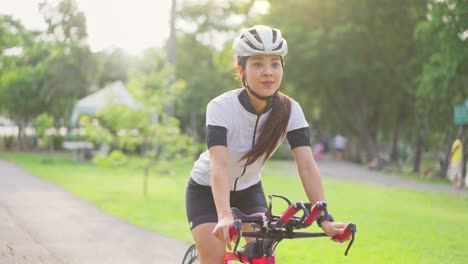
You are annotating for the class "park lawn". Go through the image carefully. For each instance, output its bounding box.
[1,151,467,264]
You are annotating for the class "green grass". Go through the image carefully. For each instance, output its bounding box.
[1,151,468,264]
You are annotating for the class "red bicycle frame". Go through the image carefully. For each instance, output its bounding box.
[224,252,275,264]
[181,195,356,264]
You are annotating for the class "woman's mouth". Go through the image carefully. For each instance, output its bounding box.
[261,81,274,87]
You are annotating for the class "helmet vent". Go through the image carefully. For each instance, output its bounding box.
[274,42,283,51]
[233,25,288,57]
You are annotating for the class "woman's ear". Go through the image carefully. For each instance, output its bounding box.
[236,64,243,76]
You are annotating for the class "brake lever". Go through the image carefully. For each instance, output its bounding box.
[333,223,356,256]
[229,219,243,253]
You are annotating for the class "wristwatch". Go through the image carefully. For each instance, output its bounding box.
[316,213,334,227]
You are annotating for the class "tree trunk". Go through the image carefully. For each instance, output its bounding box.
[413,130,425,173]
[349,136,363,164]
[189,108,199,141]
[165,0,177,117]
[48,135,55,157]
[362,123,378,163]
[461,129,467,188]
[390,109,405,163]
[65,100,73,139]
[16,116,25,151]
[189,110,202,160]
[366,136,378,163]
[440,144,451,179]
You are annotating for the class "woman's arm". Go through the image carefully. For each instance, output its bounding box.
[209,145,235,249]
[292,146,325,202]
[292,146,349,242]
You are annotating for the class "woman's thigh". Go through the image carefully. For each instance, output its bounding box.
[192,223,225,263]
[185,179,217,230]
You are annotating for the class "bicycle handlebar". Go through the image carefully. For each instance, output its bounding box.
[229,198,357,256]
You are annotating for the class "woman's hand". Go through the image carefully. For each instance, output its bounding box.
[212,214,235,250]
[320,221,351,243]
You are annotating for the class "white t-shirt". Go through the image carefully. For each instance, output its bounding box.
[334,134,347,149]
[190,88,309,191]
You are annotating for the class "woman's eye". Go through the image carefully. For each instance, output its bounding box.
[272,63,281,68]
[254,62,262,67]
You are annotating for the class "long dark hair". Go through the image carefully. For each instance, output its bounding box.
[236,56,292,165]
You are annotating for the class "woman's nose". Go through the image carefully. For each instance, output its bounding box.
[263,66,273,76]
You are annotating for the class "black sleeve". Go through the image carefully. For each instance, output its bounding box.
[206,125,228,148]
[286,127,311,149]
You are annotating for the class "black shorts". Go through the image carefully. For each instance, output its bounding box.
[185,178,267,230]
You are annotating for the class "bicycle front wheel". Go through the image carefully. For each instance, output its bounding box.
[182,243,199,264]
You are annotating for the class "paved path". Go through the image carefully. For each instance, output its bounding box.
[276,156,468,196]
[2,156,466,264]
[318,157,468,195]
[0,159,189,264]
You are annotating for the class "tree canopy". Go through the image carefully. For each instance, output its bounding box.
[1,0,467,173]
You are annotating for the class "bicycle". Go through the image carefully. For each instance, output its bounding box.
[182,194,356,264]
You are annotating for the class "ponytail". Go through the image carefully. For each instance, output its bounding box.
[241,92,291,165]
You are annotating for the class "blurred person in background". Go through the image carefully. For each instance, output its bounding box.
[447,129,463,188]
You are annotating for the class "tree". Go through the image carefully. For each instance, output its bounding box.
[82,93,194,198]
[0,1,97,148]
[38,0,97,126]
[39,43,97,124]
[95,48,129,87]
[413,0,468,172]
[265,0,425,164]
[1,66,48,149]
[33,113,55,153]
[416,0,468,133]
[0,16,50,149]
[175,0,258,144]
[39,0,87,44]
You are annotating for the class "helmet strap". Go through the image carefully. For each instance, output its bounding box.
[242,79,279,105]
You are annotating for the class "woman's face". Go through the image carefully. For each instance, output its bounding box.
[242,55,283,98]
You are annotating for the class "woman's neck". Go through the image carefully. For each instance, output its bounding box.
[246,90,268,114]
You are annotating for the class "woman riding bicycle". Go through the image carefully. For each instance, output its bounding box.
[185,25,351,263]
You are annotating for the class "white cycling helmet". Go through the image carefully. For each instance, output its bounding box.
[232,25,288,58]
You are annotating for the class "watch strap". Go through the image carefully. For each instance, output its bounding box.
[317,213,334,227]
